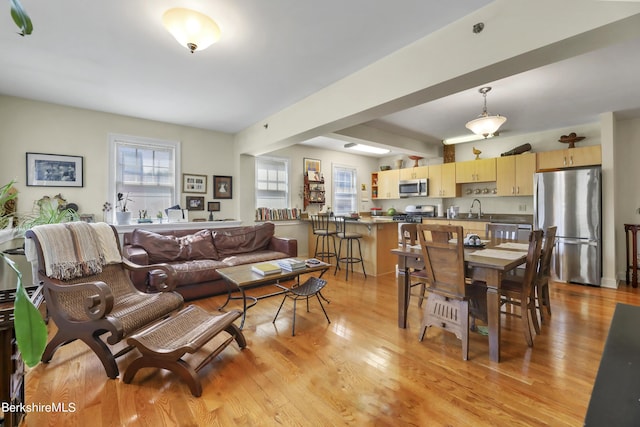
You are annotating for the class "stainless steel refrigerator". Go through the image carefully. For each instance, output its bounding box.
[534,166,601,286]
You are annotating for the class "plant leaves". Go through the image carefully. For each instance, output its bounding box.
[1,253,47,367]
[9,0,33,36]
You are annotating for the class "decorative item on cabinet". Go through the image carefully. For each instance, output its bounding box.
[408,156,423,167]
[473,147,481,160]
[501,143,532,157]
[558,132,585,149]
[304,173,325,210]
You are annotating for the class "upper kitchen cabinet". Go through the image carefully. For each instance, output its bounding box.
[455,158,496,183]
[536,145,601,171]
[376,169,399,199]
[496,153,536,196]
[428,163,459,198]
[399,166,429,181]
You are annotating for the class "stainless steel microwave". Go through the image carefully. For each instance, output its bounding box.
[399,179,428,198]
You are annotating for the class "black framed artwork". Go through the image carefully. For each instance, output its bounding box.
[186,196,205,210]
[26,152,83,187]
[213,175,232,199]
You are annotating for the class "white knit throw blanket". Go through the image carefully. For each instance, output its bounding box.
[30,222,105,280]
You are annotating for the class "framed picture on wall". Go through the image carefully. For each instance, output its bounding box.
[186,196,205,210]
[303,158,321,175]
[26,152,84,187]
[182,173,207,194]
[213,175,232,199]
[207,201,220,212]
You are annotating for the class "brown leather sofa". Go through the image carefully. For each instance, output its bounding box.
[122,222,297,300]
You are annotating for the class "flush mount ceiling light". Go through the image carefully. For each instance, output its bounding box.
[344,143,390,155]
[162,8,221,53]
[465,87,507,138]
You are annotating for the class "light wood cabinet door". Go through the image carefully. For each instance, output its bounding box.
[440,163,458,197]
[449,220,490,238]
[514,154,536,195]
[537,145,601,170]
[455,158,496,183]
[429,163,458,198]
[496,153,535,196]
[399,166,428,180]
[377,169,399,199]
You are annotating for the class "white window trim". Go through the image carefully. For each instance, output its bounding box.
[108,133,181,221]
[332,163,358,216]
[255,155,290,208]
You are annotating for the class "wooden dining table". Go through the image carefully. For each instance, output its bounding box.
[391,239,529,363]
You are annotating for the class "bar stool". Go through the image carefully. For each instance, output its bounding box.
[310,214,338,263]
[334,216,367,280]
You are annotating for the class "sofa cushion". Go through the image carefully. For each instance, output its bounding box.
[220,250,290,266]
[131,229,218,263]
[213,223,274,257]
[168,259,226,285]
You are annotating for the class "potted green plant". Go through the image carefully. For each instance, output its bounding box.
[0,252,46,367]
[0,181,47,367]
[115,192,132,225]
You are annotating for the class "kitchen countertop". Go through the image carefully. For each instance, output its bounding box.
[303,214,533,225]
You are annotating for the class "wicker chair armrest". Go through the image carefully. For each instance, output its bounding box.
[44,279,114,320]
[122,258,177,292]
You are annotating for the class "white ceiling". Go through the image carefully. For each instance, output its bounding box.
[2,1,640,158]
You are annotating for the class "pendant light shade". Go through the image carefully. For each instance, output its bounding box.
[465,87,506,138]
[162,8,221,53]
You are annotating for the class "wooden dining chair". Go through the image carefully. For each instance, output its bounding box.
[417,224,476,360]
[536,226,557,323]
[486,223,519,240]
[399,223,427,307]
[498,229,544,347]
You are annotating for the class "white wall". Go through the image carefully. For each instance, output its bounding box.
[0,96,235,222]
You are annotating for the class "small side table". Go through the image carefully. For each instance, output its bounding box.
[624,224,640,288]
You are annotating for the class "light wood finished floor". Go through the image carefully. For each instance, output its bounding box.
[22,272,640,426]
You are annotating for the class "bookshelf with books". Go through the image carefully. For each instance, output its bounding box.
[304,173,325,210]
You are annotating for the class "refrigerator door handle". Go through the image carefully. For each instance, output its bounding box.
[556,238,599,246]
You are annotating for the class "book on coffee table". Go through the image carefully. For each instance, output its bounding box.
[251,262,281,276]
[276,258,306,271]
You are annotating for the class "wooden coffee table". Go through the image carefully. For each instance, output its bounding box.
[217,259,330,328]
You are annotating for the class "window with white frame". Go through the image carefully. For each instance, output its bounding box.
[255,156,289,208]
[333,165,357,215]
[109,134,180,221]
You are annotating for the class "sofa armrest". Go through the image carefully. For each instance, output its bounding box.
[122,245,150,290]
[268,237,297,257]
[123,245,149,265]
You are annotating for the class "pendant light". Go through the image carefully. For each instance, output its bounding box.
[465,87,507,138]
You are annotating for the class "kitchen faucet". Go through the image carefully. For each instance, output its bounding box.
[470,199,482,218]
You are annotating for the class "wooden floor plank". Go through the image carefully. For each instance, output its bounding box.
[20,272,640,426]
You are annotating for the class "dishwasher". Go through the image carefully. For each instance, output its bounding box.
[491,222,533,240]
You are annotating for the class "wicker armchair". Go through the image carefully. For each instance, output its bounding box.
[25,223,184,379]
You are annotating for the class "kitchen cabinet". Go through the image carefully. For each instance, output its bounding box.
[371,173,379,199]
[428,163,459,198]
[399,166,428,180]
[455,158,496,183]
[422,218,489,238]
[376,169,399,199]
[496,153,536,196]
[303,174,325,210]
[536,145,601,170]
